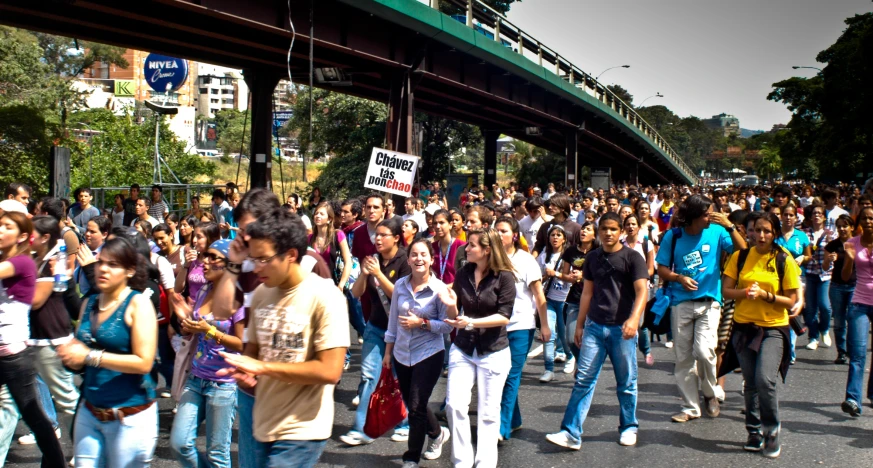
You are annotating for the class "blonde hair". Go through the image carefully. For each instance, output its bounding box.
[467,227,515,279]
[310,201,337,250]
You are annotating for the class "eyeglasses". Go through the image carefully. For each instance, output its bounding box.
[247,251,287,265]
[203,252,227,263]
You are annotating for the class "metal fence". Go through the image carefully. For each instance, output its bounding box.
[434,0,697,184]
[88,184,226,219]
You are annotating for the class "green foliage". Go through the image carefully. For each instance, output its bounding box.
[214,109,251,157]
[756,145,782,181]
[0,105,53,194]
[71,109,215,192]
[768,12,873,181]
[511,140,565,189]
[417,113,480,183]
[608,84,633,106]
[636,106,719,172]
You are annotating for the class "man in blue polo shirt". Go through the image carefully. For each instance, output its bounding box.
[656,195,746,423]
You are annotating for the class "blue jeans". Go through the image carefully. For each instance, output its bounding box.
[352,323,408,433]
[829,283,855,353]
[35,374,59,429]
[804,275,833,340]
[543,299,568,371]
[345,290,366,364]
[74,400,158,467]
[170,375,237,468]
[559,319,638,441]
[253,439,327,468]
[499,329,534,439]
[237,389,257,468]
[564,303,581,360]
[0,385,19,465]
[845,303,873,407]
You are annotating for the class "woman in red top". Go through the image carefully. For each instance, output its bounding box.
[431,210,466,288]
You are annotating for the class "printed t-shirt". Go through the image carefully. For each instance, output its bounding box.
[656,225,734,305]
[538,250,569,302]
[561,247,590,305]
[581,246,649,325]
[366,251,411,330]
[723,248,802,327]
[506,249,542,332]
[776,229,810,259]
[849,236,873,306]
[191,295,245,383]
[0,255,36,347]
[247,274,350,442]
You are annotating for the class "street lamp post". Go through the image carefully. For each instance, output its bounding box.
[638,92,664,107]
[792,65,823,72]
[596,64,630,81]
[74,122,95,189]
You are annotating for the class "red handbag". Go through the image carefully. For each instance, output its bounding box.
[363,366,408,439]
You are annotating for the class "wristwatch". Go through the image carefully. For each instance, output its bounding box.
[465,322,475,331]
[725,225,736,233]
[420,318,429,330]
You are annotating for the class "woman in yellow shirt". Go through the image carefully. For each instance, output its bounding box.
[721,212,800,459]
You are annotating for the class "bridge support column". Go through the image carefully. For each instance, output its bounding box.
[387,72,414,154]
[244,69,282,189]
[630,162,639,187]
[565,130,578,192]
[483,130,498,188]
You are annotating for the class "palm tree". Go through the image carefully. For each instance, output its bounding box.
[756,145,782,181]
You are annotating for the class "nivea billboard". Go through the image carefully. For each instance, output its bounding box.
[144,53,189,92]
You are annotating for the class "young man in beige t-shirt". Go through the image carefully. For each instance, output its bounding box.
[218,207,349,468]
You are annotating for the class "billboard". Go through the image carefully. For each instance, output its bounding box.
[143,54,189,92]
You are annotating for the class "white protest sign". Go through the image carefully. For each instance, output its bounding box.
[364,147,420,197]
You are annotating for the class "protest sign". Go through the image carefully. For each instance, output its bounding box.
[364,147,420,197]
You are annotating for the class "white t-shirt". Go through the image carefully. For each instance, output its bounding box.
[299,214,313,231]
[131,216,159,228]
[402,212,427,231]
[826,206,849,230]
[537,250,569,303]
[518,215,544,251]
[507,250,542,332]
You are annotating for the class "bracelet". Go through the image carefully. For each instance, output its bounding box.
[85,350,104,367]
[226,262,242,275]
[215,332,223,345]
[205,326,218,340]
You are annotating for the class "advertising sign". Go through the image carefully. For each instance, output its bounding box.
[590,167,611,191]
[364,147,420,197]
[114,80,134,97]
[143,53,189,92]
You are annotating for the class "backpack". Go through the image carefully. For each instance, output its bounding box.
[643,227,682,334]
[734,246,806,335]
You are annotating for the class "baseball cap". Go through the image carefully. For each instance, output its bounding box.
[0,199,28,215]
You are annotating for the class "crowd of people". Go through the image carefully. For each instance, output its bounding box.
[0,175,872,467]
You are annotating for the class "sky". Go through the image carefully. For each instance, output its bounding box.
[502,0,872,131]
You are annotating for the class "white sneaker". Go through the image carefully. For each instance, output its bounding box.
[665,341,674,349]
[390,428,409,442]
[339,430,374,446]
[563,357,576,374]
[18,427,60,445]
[160,390,172,398]
[821,332,832,348]
[422,426,450,460]
[539,371,555,383]
[805,339,819,350]
[545,430,581,450]
[714,385,726,403]
[352,395,360,406]
[619,430,638,446]
[555,352,567,363]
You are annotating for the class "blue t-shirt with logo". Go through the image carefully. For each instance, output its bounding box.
[656,225,735,305]
[775,229,809,259]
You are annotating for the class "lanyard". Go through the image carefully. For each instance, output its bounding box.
[438,238,452,279]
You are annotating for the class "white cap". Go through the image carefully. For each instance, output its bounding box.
[424,203,441,215]
[0,199,27,215]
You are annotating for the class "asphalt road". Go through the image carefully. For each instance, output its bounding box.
[5,335,873,468]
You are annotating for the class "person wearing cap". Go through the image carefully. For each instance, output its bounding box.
[169,239,245,468]
[0,199,28,217]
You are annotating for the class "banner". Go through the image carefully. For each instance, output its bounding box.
[364,147,420,197]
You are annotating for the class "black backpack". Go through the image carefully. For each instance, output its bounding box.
[734,246,806,335]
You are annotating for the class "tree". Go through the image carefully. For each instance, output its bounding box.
[607,84,633,106]
[417,113,480,183]
[756,145,782,181]
[512,140,565,189]
[214,109,252,157]
[70,108,215,194]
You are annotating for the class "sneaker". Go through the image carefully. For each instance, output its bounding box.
[714,385,726,403]
[339,430,374,446]
[422,426,450,460]
[789,357,796,365]
[762,432,781,458]
[545,430,581,450]
[664,341,674,349]
[835,352,849,365]
[511,424,523,433]
[645,354,655,366]
[352,395,360,407]
[68,458,75,467]
[618,430,637,446]
[563,357,576,374]
[841,399,862,418]
[821,332,832,348]
[401,462,419,468]
[442,367,449,377]
[390,428,409,442]
[18,427,60,445]
[555,352,567,363]
[343,361,350,370]
[671,412,700,423]
[357,335,364,344]
[160,389,172,398]
[805,339,819,350]
[539,370,555,383]
[704,397,720,418]
[172,404,178,414]
[744,432,764,452]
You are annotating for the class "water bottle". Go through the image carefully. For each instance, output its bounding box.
[53,243,68,292]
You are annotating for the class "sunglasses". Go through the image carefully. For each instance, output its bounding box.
[203,252,227,263]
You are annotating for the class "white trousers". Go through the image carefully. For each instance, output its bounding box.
[671,300,720,417]
[446,344,511,468]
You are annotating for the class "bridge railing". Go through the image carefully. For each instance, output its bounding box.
[87,184,226,220]
[431,0,697,183]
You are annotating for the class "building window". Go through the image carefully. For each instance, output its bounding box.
[211,99,219,104]
[211,89,219,94]
[199,88,208,94]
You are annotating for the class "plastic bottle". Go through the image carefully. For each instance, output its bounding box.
[53,242,68,292]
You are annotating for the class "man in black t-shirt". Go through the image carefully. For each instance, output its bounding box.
[546,212,648,451]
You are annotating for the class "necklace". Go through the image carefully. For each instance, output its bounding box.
[98,287,131,312]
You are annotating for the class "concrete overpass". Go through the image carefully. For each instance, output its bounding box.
[0,0,697,188]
